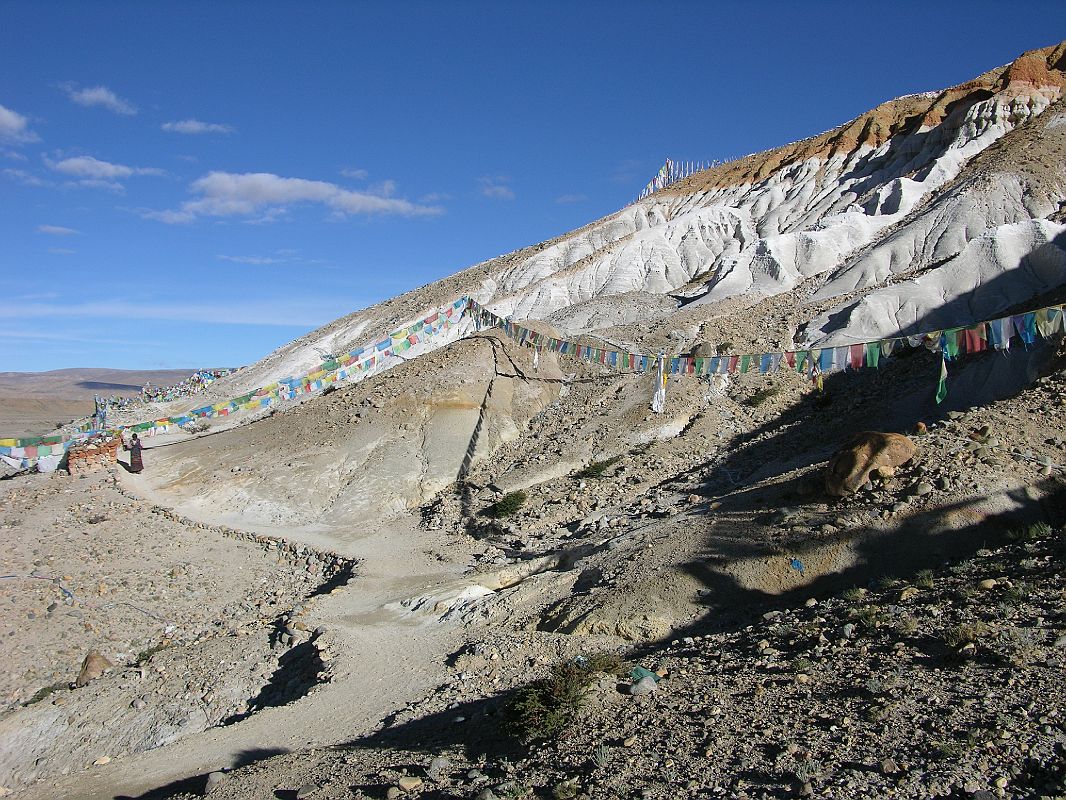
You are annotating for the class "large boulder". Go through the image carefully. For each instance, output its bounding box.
[825,432,916,496]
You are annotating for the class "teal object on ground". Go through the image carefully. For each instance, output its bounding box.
[630,666,660,683]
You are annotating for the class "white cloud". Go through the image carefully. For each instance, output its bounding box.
[3,168,50,187]
[144,170,444,224]
[340,167,368,179]
[46,155,163,179]
[60,83,136,115]
[162,119,235,135]
[69,178,124,192]
[37,224,80,236]
[0,327,160,346]
[48,247,76,255]
[216,254,280,265]
[0,103,38,143]
[479,176,515,200]
[2,298,348,327]
[555,193,588,204]
[2,149,28,161]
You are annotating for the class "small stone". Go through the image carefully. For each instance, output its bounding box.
[131,698,147,710]
[795,673,810,685]
[842,623,856,639]
[629,676,658,696]
[386,789,401,800]
[476,790,497,800]
[398,776,423,792]
[93,756,111,766]
[899,586,919,601]
[977,578,998,591]
[914,482,934,496]
[804,598,817,607]
[426,756,451,781]
[623,736,637,747]
[994,777,1008,789]
[295,785,318,799]
[203,771,225,795]
[880,757,898,774]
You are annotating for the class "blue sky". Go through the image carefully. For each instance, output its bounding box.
[1,1,1063,372]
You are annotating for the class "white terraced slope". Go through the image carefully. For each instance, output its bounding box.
[209,43,1066,399]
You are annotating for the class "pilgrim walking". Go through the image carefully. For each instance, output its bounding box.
[125,433,144,473]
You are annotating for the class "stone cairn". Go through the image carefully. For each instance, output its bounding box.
[67,435,121,476]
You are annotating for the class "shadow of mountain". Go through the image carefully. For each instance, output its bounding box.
[77,381,142,392]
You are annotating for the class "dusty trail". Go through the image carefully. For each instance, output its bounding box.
[16,448,477,800]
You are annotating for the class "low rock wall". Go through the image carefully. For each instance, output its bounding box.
[67,438,121,476]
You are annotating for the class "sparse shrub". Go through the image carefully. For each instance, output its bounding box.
[943,621,990,649]
[135,642,169,665]
[592,744,611,768]
[895,614,919,636]
[794,759,823,783]
[873,575,900,591]
[1000,626,1042,666]
[792,657,813,674]
[505,654,619,741]
[931,739,964,760]
[770,622,797,640]
[87,514,108,524]
[864,676,885,696]
[25,681,67,706]
[1002,585,1026,606]
[851,606,884,629]
[575,457,621,480]
[744,385,781,407]
[915,569,935,589]
[482,491,527,519]
[1008,522,1052,542]
[965,728,992,748]
[843,587,867,601]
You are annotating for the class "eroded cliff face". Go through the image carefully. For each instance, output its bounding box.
[143,334,564,526]
[179,44,1064,417]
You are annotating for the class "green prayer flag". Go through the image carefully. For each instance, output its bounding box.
[935,355,948,404]
[865,342,880,369]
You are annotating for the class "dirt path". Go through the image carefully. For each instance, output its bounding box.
[16,450,479,800]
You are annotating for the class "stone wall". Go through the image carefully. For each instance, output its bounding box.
[67,437,120,476]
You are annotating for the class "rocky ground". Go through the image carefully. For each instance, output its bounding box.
[0,467,353,791]
[4,337,1066,800]
[158,520,1066,800]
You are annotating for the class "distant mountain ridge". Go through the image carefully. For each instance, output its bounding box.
[0,368,207,399]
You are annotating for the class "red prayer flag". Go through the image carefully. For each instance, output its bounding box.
[849,344,865,370]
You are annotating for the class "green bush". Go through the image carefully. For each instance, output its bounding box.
[482,491,527,519]
[575,457,621,480]
[744,385,781,407]
[505,653,622,741]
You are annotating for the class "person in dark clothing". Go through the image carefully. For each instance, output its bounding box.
[126,433,144,473]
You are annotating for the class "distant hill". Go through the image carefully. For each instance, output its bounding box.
[0,368,205,400]
[0,368,203,438]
